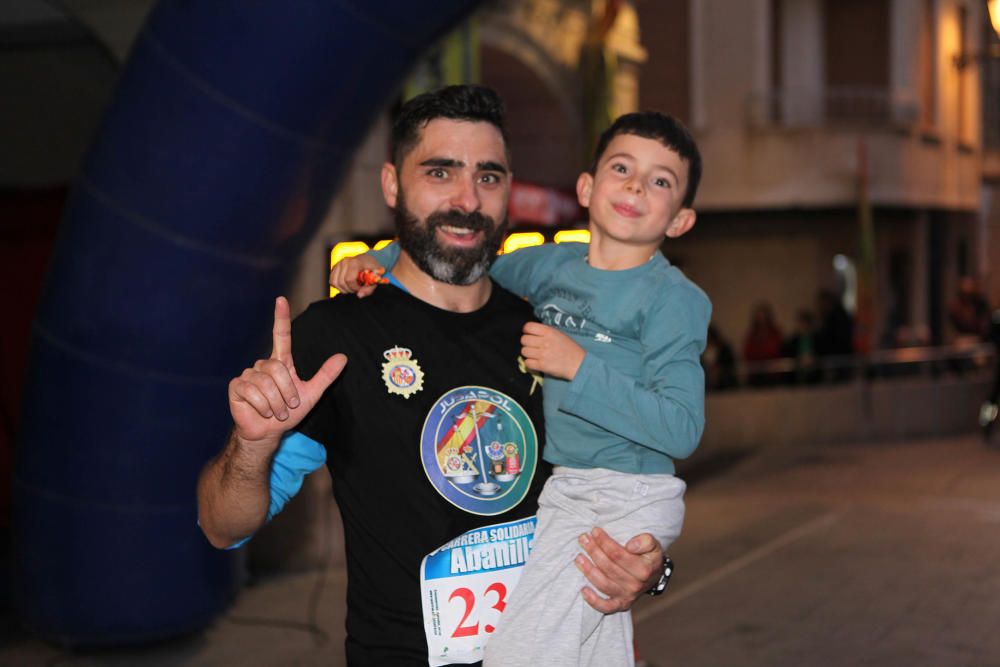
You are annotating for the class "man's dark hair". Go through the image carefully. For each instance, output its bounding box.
[390,84,509,168]
[591,112,702,208]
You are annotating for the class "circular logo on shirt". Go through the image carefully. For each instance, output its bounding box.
[421,386,538,516]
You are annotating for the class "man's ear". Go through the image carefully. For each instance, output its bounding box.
[381,162,398,208]
[576,172,594,208]
[666,208,696,239]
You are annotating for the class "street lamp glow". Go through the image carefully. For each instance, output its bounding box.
[989,0,1000,38]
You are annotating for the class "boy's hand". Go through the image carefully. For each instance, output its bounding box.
[521,322,585,380]
[329,254,385,298]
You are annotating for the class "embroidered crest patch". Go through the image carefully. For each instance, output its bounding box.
[382,346,424,398]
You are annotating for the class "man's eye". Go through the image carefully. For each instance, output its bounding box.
[480,173,501,184]
[428,168,447,178]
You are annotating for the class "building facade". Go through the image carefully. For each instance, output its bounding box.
[300,0,998,355]
[648,0,995,351]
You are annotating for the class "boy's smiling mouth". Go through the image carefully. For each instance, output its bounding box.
[612,202,642,218]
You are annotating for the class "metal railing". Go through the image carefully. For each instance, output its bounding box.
[709,342,995,392]
[747,86,918,129]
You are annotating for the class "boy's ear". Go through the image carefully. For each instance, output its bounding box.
[666,208,696,239]
[576,172,594,208]
[381,162,399,208]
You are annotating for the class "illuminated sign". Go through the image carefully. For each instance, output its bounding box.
[502,232,545,254]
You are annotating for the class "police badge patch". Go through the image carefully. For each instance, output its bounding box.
[382,345,424,398]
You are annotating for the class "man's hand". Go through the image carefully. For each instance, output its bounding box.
[520,322,586,380]
[329,253,385,298]
[575,528,664,613]
[228,296,347,447]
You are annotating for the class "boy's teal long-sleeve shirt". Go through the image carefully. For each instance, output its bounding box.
[370,242,711,475]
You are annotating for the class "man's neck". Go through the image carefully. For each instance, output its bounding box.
[392,251,493,313]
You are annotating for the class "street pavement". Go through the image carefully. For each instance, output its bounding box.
[4,433,999,666]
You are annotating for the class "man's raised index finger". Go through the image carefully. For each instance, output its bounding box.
[271,296,293,363]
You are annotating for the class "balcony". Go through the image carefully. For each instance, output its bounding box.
[748,86,918,130]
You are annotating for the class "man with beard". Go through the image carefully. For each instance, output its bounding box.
[197,85,664,666]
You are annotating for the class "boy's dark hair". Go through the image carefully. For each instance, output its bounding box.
[591,112,702,208]
[390,84,509,168]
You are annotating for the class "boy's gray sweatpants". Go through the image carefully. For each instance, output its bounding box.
[483,466,686,667]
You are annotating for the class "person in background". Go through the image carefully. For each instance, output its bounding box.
[949,276,990,341]
[742,301,783,386]
[703,324,738,390]
[781,309,820,385]
[979,303,1000,445]
[815,289,854,381]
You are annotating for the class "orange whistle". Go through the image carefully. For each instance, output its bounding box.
[358,268,389,286]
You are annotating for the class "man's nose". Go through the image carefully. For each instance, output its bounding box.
[449,176,481,212]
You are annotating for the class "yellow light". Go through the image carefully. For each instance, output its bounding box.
[554,229,591,244]
[329,241,371,297]
[373,239,393,250]
[329,241,371,268]
[502,232,545,254]
[989,0,1000,37]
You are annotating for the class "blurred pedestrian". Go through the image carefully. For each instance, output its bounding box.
[743,302,783,386]
[782,309,820,384]
[948,276,990,341]
[703,324,738,390]
[947,277,991,375]
[979,307,1000,445]
[815,289,854,355]
[815,289,854,380]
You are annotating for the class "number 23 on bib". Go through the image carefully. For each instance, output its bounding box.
[420,516,537,666]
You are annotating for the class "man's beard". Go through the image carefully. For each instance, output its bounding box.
[394,192,508,286]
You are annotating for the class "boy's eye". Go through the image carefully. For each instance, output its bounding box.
[653,177,671,188]
[612,163,627,174]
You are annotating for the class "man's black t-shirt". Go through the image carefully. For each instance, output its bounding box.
[292,283,548,666]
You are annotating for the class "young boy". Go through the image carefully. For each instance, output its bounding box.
[332,112,710,667]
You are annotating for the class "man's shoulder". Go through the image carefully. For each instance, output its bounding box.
[295,294,352,328]
[290,298,347,357]
[299,286,405,318]
[303,284,534,326]
[293,291,391,341]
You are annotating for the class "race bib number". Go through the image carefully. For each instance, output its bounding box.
[420,516,536,666]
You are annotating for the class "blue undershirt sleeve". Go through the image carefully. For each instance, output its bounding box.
[369,243,401,271]
[224,430,327,550]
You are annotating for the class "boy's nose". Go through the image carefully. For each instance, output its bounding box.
[625,178,643,194]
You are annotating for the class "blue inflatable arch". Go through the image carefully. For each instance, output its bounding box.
[14,0,479,644]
